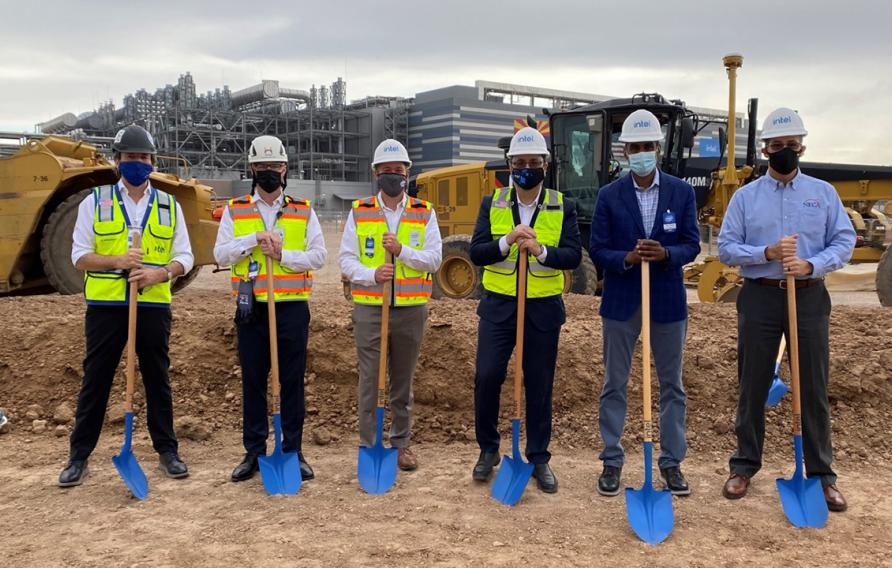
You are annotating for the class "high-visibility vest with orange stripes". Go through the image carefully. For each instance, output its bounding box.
[228,195,313,302]
[350,195,433,306]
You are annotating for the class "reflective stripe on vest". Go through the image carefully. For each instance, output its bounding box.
[84,185,176,306]
[350,195,433,306]
[482,187,565,298]
[228,195,313,302]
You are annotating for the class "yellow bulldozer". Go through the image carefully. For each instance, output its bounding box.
[0,135,219,296]
[416,54,892,304]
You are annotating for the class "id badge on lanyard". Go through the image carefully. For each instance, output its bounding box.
[662,210,677,233]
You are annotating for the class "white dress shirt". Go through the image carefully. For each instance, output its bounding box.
[339,192,443,286]
[71,181,194,273]
[213,191,326,272]
[497,187,549,262]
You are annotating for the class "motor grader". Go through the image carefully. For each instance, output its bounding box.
[0,135,219,297]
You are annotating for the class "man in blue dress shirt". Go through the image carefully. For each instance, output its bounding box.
[718,108,855,512]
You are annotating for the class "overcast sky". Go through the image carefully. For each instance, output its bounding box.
[2,1,889,165]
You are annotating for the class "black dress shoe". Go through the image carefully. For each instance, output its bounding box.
[298,454,314,481]
[58,459,88,487]
[231,454,259,482]
[533,463,558,494]
[598,465,622,496]
[159,452,189,479]
[472,451,501,482]
[660,466,691,496]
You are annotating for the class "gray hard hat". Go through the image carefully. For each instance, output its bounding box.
[112,125,157,154]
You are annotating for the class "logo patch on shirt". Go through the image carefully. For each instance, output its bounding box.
[803,199,822,209]
[99,199,114,207]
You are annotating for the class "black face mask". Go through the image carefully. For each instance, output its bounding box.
[768,147,800,176]
[378,173,407,197]
[511,167,545,190]
[253,170,286,193]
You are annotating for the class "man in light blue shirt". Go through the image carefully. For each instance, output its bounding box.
[718,108,855,512]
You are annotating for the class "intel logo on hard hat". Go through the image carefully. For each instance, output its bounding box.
[384,145,400,152]
[634,121,651,128]
[518,135,534,142]
[773,116,792,126]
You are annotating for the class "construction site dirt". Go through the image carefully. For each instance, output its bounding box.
[1,224,890,567]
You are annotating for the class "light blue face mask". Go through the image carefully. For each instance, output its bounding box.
[629,151,657,176]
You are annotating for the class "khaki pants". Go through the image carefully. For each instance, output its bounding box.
[353,303,428,448]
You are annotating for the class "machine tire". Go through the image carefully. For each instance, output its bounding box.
[876,246,892,307]
[432,234,483,300]
[564,255,598,295]
[40,189,90,294]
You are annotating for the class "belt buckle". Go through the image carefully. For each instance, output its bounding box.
[778,279,787,290]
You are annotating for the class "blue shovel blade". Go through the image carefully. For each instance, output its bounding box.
[258,413,302,496]
[491,419,534,507]
[357,407,398,495]
[625,442,673,544]
[765,377,789,408]
[776,435,828,528]
[112,412,148,500]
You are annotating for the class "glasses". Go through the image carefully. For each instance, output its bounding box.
[510,159,546,168]
[253,162,286,171]
[766,141,803,153]
[627,142,658,154]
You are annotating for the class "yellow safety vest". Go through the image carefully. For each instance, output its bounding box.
[228,194,313,302]
[85,185,175,306]
[350,195,433,306]
[483,186,565,298]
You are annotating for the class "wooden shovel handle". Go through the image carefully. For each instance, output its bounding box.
[377,252,393,404]
[641,261,652,441]
[124,230,141,412]
[514,253,528,419]
[266,256,281,410]
[786,275,802,435]
[776,334,787,365]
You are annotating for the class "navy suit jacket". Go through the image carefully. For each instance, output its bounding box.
[470,190,582,331]
[589,171,700,323]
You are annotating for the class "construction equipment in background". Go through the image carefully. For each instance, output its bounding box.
[0,135,219,297]
[417,54,892,304]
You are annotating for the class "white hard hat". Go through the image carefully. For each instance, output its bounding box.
[619,110,664,143]
[248,135,288,163]
[506,127,549,158]
[372,139,412,168]
[760,107,808,140]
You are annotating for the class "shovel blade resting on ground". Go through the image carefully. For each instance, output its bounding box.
[258,413,302,496]
[625,442,673,544]
[358,406,398,494]
[776,434,828,528]
[112,411,148,500]
[491,418,534,506]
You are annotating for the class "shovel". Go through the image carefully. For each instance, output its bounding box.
[766,336,790,408]
[258,255,302,496]
[775,274,828,528]
[625,260,674,544]
[491,253,534,506]
[358,252,399,494]
[112,229,149,500]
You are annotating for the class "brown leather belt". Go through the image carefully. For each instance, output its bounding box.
[748,277,824,289]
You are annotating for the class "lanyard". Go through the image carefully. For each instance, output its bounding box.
[114,185,156,232]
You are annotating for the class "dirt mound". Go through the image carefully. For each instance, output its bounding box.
[1,288,890,465]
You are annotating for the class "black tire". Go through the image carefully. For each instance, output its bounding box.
[564,255,598,295]
[877,246,892,307]
[41,189,90,294]
[432,234,483,300]
[171,266,201,294]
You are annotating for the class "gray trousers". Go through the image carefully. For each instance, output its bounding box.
[353,303,428,448]
[600,309,688,469]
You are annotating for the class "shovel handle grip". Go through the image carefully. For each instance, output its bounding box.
[124,230,141,412]
[377,252,393,404]
[266,256,281,408]
[514,253,527,419]
[786,275,802,435]
[641,261,652,441]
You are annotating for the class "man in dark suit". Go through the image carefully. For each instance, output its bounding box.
[469,127,582,494]
[589,110,701,497]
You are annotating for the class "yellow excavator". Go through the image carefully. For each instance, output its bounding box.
[0,135,219,296]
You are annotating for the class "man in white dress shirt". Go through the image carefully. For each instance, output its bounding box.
[338,139,442,471]
[60,125,194,487]
[214,135,326,483]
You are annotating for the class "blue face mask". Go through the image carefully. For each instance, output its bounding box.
[511,167,545,190]
[628,151,657,177]
[119,161,153,186]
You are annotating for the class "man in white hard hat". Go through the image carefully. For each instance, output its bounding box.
[718,108,855,511]
[469,127,582,493]
[338,139,442,471]
[61,124,194,487]
[214,134,326,483]
[589,109,701,497]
